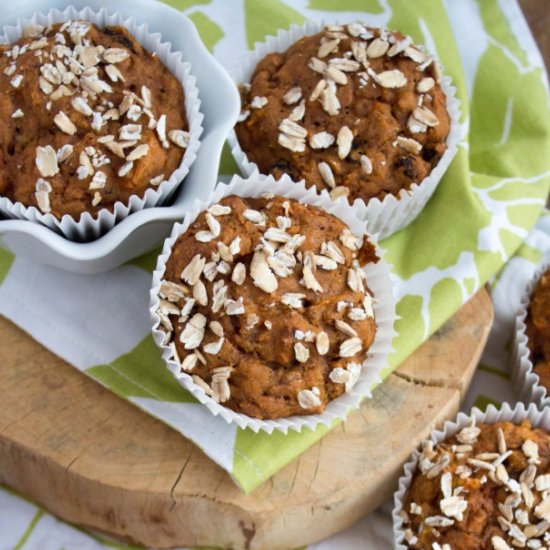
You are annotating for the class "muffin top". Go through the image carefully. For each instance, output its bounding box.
[235,23,450,205]
[0,20,188,220]
[526,267,550,392]
[156,194,378,420]
[401,419,550,549]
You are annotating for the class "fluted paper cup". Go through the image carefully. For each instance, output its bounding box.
[227,21,461,240]
[150,173,397,434]
[393,402,550,549]
[0,5,203,241]
[512,259,550,407]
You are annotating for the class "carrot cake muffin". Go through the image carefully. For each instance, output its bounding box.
[235,23,450,204]
[155,194,378,420]
[526,266,550,392]
[0,20,189,219]
[400,419,550,549]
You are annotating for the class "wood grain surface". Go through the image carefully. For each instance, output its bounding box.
[0,289,493,549]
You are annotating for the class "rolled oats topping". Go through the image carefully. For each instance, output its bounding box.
[372,69,408,88]
[310,131,335,150]
[366,37,389,58]
[236,24,450,206]
[0,20,189,219]
[156,195,379,420]
[283,86,302,105]
[401,420,550,549]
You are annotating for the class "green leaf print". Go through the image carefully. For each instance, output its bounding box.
[383,149,490,277]
[515,243,543,264]
[470,44,550,181]
[128,247,161,273]
[189,11,225,52]
[233,421,330,493]
[428,278,463,335]
[384,294,425,371]
[161,0,211,11]
[0,246,15,285]
[476,0,529,67]
[307,0,384,13]
[386,0,468,105]
[87,336,198,403]
[244,0,306,50]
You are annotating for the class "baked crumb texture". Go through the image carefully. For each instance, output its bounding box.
[526,267,550,394]
[236,23,450,205]
[401,419,550,550]
[0,20,189,219]
[156,194,378,420]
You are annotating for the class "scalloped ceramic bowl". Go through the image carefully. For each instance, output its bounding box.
[0,0,240,273]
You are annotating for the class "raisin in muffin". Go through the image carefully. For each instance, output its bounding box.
[0,20,189,219]
[155,194,379,420]
[526,266,550,393]
[400,419,550,549]
[235,23,450,204]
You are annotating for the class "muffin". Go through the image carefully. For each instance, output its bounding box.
[526,266,550,393]
[400,419,550,549]
[0,19,189,220]
[154,193,378,420]
[235,23,450,205]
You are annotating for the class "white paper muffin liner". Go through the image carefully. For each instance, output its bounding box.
[150,173,397,434]
[227,21,462,240]
[393,402,550,549]
[0,6,203,242]
[512,259,550,407]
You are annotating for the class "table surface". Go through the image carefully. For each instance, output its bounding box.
[517,0,549,207]
[520,0,550,73]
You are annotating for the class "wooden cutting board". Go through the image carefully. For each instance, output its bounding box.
[0,287,492,550]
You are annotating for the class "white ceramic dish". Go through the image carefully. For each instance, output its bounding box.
[0,0,240,273]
